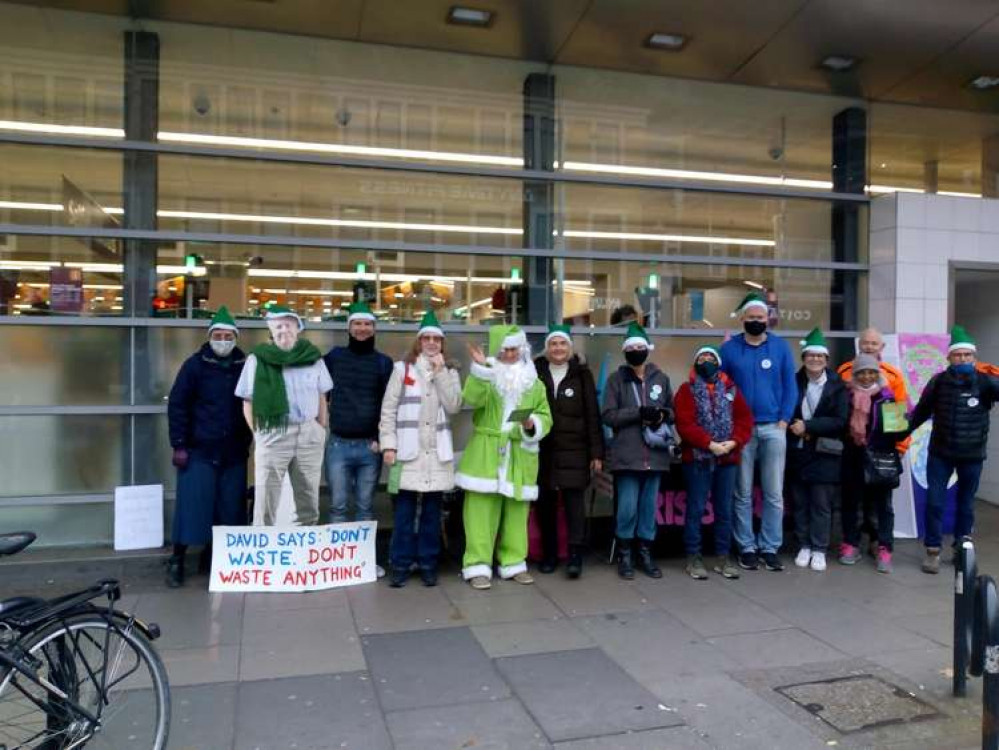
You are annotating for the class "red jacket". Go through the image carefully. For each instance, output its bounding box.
[674,371,754,465]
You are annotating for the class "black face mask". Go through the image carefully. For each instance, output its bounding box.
[348,335,376,354]
[695,361,719,380]
[624,349,649,367]
[743,320,767,337]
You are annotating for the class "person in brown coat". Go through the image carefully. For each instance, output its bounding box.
[534,325,604,578]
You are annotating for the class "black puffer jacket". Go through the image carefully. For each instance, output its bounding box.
[324,345,393,440]
[534,355,604,490]
[787,368,848,484]
[910,368,999,461]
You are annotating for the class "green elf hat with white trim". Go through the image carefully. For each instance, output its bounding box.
[417,309,444,338]
[347,300,376,324]
[693,344,721,365]
[208,305,238,336]
[488,324,527,357]
[731,291,768,318]
[800,327,829,356]
[949,324,977,354]
[545,324,572,347]
[622,321,654,351]
[264,304,304,330]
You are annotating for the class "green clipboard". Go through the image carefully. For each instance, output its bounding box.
[880,402,909,433]
[506,408,533,423]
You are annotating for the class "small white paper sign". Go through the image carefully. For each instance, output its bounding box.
[114,484,164,551]
[209,522,377,593]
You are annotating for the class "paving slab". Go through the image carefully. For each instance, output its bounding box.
[348,581,467,633]
[160,644,240,686]
[362,626,509,711]
[243,587,349,613]
[234,673,392,750]
[455,586,565,625]
[533,574,654,617]
[471,618,595,658]
[386,698,551,750]
[495,648,685,742]
[134,590,244,650]
[553,726,713,750]
[706,627,847,669]
[165,682,237,750]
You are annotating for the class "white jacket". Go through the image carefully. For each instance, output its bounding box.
[379,357,462,493]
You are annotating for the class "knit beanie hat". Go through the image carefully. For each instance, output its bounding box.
[693,344,721,365]
[853,353,880,374]
[265,304,303,330]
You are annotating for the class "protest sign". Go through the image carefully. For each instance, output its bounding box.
[114,484,164,551]
[209,522,377,593]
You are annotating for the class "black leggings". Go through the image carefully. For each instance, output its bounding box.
[537,487,587,560]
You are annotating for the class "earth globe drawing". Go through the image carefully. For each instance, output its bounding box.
[909,422,957,490]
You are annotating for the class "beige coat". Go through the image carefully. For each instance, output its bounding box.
[379,357,462,493]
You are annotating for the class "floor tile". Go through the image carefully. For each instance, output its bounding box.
[134,590,244,650]
[640,577,792,637]
[471,618,595,658]
[533,576,654,617]
[166,682,238,750]
[554,726,713,750]
[363,626,509,711]
[706,628,846,669]
[455,587,564,625]
[386,698,551,750]
[161,644,239,686]
[349,582,467,633]
[243,587,349,613]
[495,648,684,742]
[234,673,392,750]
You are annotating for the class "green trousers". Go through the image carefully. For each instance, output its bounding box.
[461,491,530,580]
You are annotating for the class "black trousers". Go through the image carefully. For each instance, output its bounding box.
[791,480,836,553]
[537,487,587,561]
[842,474,894,551]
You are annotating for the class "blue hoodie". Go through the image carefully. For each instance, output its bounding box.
[720,332,797,424]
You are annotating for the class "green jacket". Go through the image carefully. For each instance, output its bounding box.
[455,362,552,501]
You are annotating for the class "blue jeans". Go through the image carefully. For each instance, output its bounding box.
[924,453,983,549]
[325,437,382,523]
[683,461,737,557]
[733,423,787,555]
[614,471,661,541]
[390,491,443,571]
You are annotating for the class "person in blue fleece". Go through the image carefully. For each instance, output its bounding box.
[720,292,797,572]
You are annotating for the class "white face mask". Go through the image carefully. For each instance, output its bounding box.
[210,339,236,358]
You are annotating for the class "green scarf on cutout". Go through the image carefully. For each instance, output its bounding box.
[251,339,322,432]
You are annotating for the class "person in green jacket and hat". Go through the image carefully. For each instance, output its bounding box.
[456,325,553,590]
[235,305,333,526]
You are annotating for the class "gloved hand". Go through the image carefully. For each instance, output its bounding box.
[172,448,189,469]
[639,406,661,425]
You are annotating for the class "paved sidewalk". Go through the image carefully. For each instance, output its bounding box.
[7,506,999,749]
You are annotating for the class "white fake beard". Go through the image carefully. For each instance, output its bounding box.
[493,356,538,410]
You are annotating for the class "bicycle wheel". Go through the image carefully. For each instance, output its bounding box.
[0,612,170,749]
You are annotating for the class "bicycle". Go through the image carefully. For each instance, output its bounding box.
[0,532,170,749]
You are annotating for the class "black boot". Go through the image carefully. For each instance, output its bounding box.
[617,539,634,580]
[566,546,583,579]
[636,540,663,579]
[539,558,557,574]
[197,545,213,575]
[166,555,184,588]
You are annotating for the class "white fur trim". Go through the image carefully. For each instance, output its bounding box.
[801,344,829,356]
[498,480,538,501]
[462,564,493,581]
[209,322,238,334]
[731,299,768,318]
[622,336,654,351]
[949,343,977,354]
[456,473,499,494]
[470,361,495,381]
[520,414,545,447]
[501,329,528,350]
[693,346,720,365]
[498,561,527,578]
[545,331,572,347]
[266,311,304,330]
[348,311,377,323]
[418,325,444,338]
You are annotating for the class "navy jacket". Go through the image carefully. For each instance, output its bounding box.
[168,343,252,466]
[720,332,797,424]
[325,346,393,440]
[909,368,999,462]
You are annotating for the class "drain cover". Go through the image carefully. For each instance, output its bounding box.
[775,674,940,734]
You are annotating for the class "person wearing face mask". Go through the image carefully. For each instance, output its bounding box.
[235,305,333,527]
[602,322,674,580]
[324,301,394,531]
[533,325,604,579]
[166,306,253,587]
[674,345,753,580]
[456,325,552,590]
[786,329,848,573]
[906,325,999,574]
[379,311,462,588]
[840,354,905,574]
[720,292,797,572]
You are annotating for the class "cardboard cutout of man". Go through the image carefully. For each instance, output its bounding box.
[456,325,552,590]
[235,306,332,526]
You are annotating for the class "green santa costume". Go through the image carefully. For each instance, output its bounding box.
[456,325,553,581]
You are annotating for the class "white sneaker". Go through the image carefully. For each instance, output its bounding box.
[810,552,827,572]
[794,548,811,568]
[376,564,386,579]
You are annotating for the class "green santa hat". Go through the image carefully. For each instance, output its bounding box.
[693,344,721,365]
[545,324,572,347]
[800,327,829,356]
[622,321,654,351]
[949,324,976,354]
[347,300,376,324]
[731,291,768,318]
[487,324,528,358]
[208,305,238,336]
[264,304,304,330]
[417,309,444,338]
